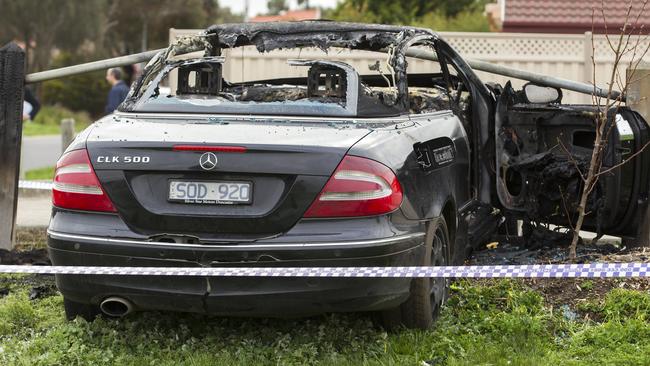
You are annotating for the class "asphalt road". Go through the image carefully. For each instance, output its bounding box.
[20,135,62,175]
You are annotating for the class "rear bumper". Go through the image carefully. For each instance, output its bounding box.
[47,229,424,317]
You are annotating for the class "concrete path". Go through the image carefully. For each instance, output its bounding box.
[16,193,52,228]
[20,135,62,175]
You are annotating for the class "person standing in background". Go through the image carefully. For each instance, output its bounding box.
[104,68,130,115]
[13,40,41,121]
[23,87,40,121]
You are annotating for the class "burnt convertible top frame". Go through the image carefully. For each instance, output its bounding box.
[203,21,437,52]
[122,21,455,117]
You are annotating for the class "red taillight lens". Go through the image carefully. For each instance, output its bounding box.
[303,155,403,218]
[52,149,116,212]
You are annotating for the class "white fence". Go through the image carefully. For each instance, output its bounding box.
[170,29,650,104]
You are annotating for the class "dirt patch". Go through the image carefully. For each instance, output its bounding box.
[0,274,57,300]
[14,227,47,250]
[2,230,57,300]
[0,247,56,299]
[524,277,650,321]
[0,248,50,265]
[469,232,650,322]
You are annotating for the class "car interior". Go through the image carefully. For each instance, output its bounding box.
[150,56,471,118]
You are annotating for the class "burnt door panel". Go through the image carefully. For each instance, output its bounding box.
[495,83,650,237]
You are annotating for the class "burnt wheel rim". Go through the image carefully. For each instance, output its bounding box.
[429,226,447,317]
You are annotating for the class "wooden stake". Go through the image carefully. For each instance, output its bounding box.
[0,43,25,250]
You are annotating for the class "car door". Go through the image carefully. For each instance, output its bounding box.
[431,40,505,246]
[493,82,650,239]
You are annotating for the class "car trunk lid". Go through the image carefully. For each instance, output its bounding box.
[86,114,372,241]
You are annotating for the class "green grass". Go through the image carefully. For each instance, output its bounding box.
[1,277,650,365]
[22,105,92,137]
[24,166,55,181]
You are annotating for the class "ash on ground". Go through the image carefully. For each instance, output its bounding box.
[469,224,650,265]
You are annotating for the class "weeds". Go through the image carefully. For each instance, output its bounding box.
[1,276,650,365]
[580,280,594,291]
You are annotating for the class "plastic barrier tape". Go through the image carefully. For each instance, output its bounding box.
[0,263,648,277]
[18,180,53,190]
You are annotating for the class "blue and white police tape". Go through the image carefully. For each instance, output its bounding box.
[18,180,53,190]
[0,263,649,278]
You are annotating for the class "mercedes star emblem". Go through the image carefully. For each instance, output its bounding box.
[199,152,218,170]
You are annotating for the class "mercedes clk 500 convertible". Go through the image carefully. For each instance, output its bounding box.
[48,22,650,329]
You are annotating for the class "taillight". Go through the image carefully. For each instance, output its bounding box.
[303,155,402,218]
[52,149,116,212]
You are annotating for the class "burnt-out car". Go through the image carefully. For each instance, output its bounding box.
[47,22,650,329]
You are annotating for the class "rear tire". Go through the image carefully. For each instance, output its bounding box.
[379,217,451,330]
[64,298,101,321]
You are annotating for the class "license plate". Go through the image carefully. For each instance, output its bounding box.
[168,180,252,204]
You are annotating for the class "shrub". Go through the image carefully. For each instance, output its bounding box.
[41,52,110,118]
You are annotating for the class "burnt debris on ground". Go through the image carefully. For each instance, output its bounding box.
[468,240,632,265]
[469,222,644,266]
[467,224,650,322]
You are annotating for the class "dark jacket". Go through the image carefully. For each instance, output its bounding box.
[24,88,40,120]
[104,81,130,114]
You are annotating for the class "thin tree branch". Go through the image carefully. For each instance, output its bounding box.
[600,1,615,52]
[558,186,576,231]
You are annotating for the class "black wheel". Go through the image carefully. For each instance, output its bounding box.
[64,298,101,321]
[379,217,451,330]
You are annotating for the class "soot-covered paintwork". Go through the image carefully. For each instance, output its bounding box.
[77,110,469,247]
[48,21,650,318]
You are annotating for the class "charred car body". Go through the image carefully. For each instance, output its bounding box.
[47,22,650,329]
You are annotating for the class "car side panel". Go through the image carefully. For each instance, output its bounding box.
[348,111,471,222]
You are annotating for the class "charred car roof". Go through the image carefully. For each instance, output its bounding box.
[204,21,437,52]
[120,21,446,117]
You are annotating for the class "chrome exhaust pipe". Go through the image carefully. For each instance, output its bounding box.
[100,297,134,317]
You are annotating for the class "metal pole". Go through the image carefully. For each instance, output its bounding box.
[404,48,621,100]
[23,45,622,100]
[25,48,165,84]
[467,58,619,100]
